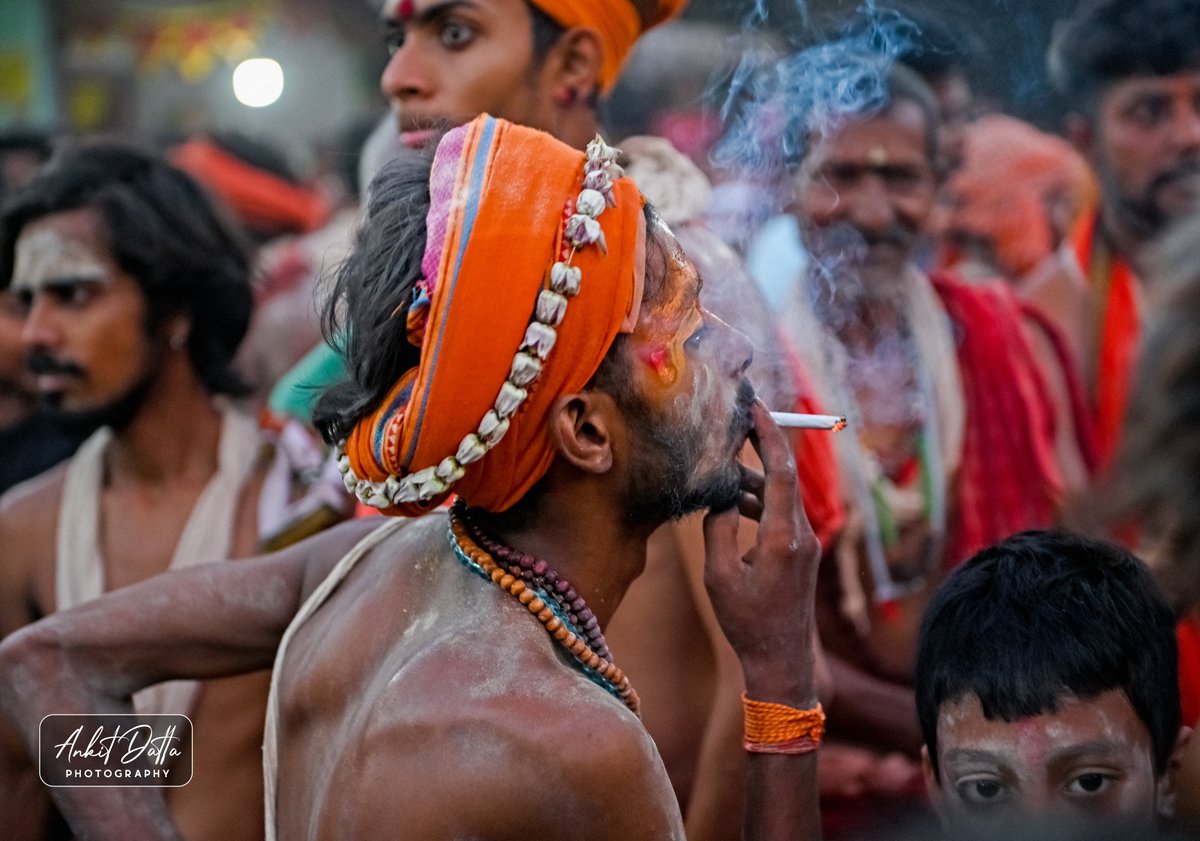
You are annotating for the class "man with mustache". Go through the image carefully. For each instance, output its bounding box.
[1046,0,1200,764]
[759,60,1068,833]
[1047,0,1200,464]
[0,117,824,840]
[0,144,287,841]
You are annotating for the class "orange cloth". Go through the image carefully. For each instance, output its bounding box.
[171,138,329,235]
[528,0,688,92]
[345,115,645,515]
[1071,212,1141,464]
[946,114,1096,278]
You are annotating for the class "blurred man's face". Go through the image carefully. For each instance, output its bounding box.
[925,690,1176,838]
[0,289,34,406]
[11,207,158,430]
[931,70,973,172]
[793,100,937,296]
[1091,72,1200,239]
[379,0,558,148]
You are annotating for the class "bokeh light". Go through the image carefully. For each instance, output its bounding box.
[232,58,284,108]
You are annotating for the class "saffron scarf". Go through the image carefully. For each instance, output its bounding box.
[343,115,646,515]
[1071,212,1141,464]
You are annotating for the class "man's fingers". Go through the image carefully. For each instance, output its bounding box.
[703,506,741,577]
[748,400,798,528]
[739,464,765,498]
[737,492,764,521]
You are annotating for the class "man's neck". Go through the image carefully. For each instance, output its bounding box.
[473,485,653,630]
[105,364,225,488]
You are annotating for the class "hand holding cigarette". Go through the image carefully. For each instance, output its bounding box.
[769,412,847,431]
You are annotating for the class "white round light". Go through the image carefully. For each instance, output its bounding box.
[232,58,284,108]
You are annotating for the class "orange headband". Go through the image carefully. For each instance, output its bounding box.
[340,115,646,515]
[528,0,689,92]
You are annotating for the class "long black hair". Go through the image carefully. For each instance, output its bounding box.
[0,140,254,397]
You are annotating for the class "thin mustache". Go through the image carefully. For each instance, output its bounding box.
[1152,161,1200,191]
[27,351,85,378]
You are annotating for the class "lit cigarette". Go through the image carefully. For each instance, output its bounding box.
[769,412,847,431]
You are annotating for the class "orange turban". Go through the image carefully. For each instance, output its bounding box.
[529,0,689,92]
[340,114,646,516]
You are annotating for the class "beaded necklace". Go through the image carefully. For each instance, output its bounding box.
[447,500,639,714]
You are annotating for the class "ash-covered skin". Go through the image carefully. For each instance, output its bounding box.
[619,217,755,523]
[930,690,1173,835]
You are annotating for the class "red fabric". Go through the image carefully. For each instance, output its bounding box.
[778,335,845,553]
[1070,213,1142,465]
[171,138,329,235]
[932,274,1064,568]
[1179,616,1200,726]
[1018,300,1102,474]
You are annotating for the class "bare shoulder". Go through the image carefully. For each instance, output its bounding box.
[0,462,65,538]
[292,515,411,598]
[348,679,684,841]
[0,465,66,632]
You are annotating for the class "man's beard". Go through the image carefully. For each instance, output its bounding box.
[621,378,755,526]
[41,374,156,436]
[803,223,912,329]
[1102,157,1200,241]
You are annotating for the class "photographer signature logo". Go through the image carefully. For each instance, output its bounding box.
[39,714,193,787]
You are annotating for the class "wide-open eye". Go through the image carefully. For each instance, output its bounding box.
[956,777,1009,807]
[439,20,475,49]
[1066,772,1115,797]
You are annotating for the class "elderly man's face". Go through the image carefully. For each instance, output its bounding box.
[793,100,937,295]
[1089,72,1200,238]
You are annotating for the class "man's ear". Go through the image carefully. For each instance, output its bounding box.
[542,27,604,105]
[921,745,949,825]
[1064,112,1095,159]
[1159,725,1194,819]
[548,391,617,475]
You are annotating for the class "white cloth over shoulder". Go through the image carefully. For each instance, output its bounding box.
[55,406,262,717]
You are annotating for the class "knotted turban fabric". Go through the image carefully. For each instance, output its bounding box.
[529,0,689,92]
[344,114,646,515]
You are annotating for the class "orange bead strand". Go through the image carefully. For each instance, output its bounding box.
[449,508,639,715]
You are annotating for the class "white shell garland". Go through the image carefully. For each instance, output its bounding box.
[337,135,621,508]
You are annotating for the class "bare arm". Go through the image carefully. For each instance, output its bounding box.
[704,400,822,841]
[823,654,922,754]
[0,516,382,840]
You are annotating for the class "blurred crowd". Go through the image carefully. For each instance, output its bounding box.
[2,0,1200,839]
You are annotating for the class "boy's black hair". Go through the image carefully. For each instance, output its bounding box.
[916,530,1180,780]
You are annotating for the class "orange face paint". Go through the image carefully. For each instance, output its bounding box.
[638,343,677,385]
[631,218,704,393]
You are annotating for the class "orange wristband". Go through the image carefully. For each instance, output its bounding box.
[741,693,825,755]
